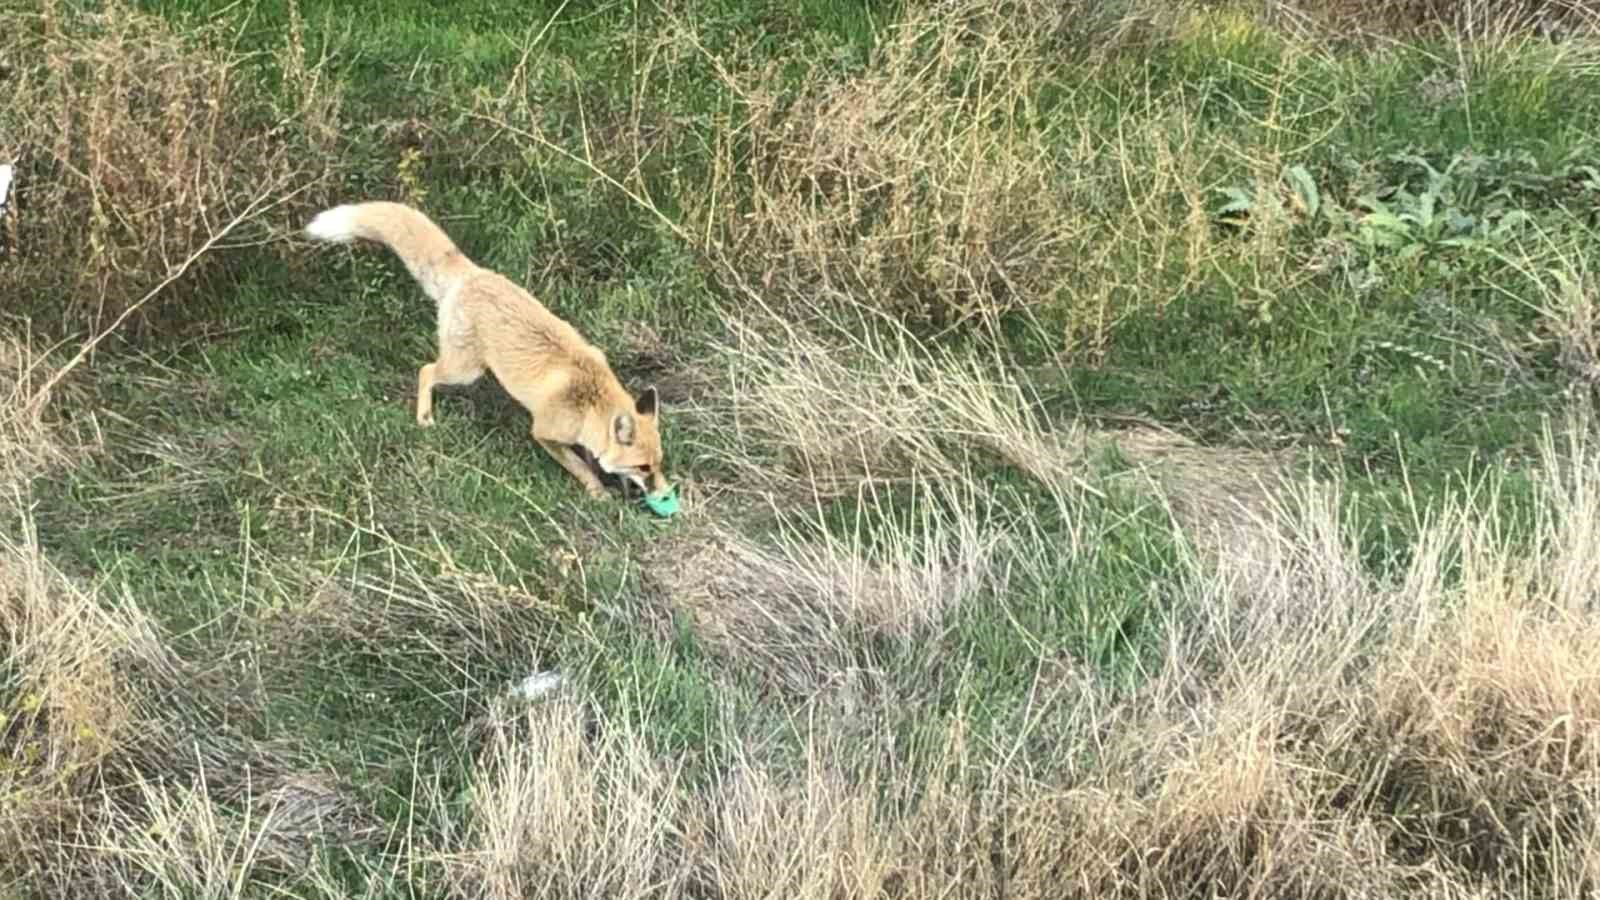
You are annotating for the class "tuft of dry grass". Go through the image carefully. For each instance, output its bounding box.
[87,765,380,896]
[984,411,1600,898]
[0,328,93,491]
[669,0,1263,351]
[1286,0,1600,42]
[0,487,447,897]
[0,408,397,897]
[1109,423,1296,571]
[644,478,1005,697]
[1499,236,1600,391]
[482,0,1255,354]
[0,0,340,337]
[704,306,1090,502]
[686,724,1015,900]
[249,499,567,693]
[695,756,895,898]
[0,504,179,893]
[448,697,687,900]
[687,0,1084,331]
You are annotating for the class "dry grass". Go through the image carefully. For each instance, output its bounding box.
[981,412,1600,898]
[90,770,363,895]
[0,502,180,893]
[686,0,1084,331]
[1110,423,1296,570]
[456,409,1600,900]
[9,314,1600,900]
[0,492,339,896]
[6,0,1600,895]
[483,1,1315,355]
[248,542,565,720]
[0,487,464,896]
[704,305,1090,502]
[669,0,1275,352]
[442,695,1023,900]
[448,697,687,900]
[1285,0,1600,41]
[1,393,404,896]
[644,477,1006,697]
[0,0,340,337]
[0,329,93,491]
[686,724,1018,900]
[1499,237,1600,390]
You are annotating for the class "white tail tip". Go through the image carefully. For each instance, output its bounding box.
[304,205,358,243]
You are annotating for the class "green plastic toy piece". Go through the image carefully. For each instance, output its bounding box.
[643,484,680,518]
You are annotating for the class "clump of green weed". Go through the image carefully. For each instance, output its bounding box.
[1214,147,1597,318]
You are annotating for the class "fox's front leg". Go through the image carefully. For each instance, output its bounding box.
[536,435,608,500]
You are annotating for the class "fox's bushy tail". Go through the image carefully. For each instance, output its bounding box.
[305,201,470,302]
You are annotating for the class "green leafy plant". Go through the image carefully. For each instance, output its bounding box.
[1343,152,1536,265]
[1214,163,1322,229]
[1216,150,1568,285]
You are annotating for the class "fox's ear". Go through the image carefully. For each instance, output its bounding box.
[635,386,658,417]
[612,412,636,446]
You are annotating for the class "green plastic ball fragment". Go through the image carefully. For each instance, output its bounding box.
[643,484,680,518]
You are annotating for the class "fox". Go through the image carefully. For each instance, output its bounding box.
[303,201,669,501]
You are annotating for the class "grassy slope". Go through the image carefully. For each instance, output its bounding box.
[6,0,1600,896]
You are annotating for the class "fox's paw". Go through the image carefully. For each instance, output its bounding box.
[417,412,436,428]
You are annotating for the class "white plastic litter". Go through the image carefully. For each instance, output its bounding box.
[0,163,13,215]
[512,670,564,701]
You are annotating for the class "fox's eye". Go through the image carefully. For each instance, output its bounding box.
[638,464,652,474]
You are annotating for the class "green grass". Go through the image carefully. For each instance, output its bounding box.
[9,0,1600,896]
[46,0,1591,759]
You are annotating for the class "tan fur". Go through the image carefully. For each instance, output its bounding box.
[304,201,668,499]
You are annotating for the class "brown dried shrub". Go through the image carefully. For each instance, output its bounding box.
[687,0,1091,331]
[0,0,341,338]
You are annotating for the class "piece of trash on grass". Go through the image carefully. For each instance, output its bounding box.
[512,670,564,701]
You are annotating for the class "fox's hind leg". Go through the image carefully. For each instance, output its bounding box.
[416,348,484,426]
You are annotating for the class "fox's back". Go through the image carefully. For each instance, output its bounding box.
[453,268,597,376]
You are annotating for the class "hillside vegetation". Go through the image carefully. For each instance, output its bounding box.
[4,0,1600,896]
